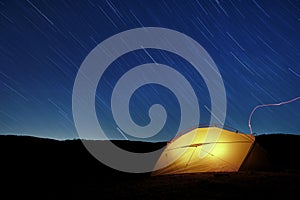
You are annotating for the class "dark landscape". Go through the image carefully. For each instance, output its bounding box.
[1,133,300,199]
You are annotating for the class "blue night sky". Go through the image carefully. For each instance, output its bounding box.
[1,0,300,140]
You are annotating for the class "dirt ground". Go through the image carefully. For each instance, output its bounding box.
[45,171,300,199]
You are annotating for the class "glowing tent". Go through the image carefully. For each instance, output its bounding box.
[152,127,266,175]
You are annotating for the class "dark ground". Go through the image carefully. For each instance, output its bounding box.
[1,134,300,199]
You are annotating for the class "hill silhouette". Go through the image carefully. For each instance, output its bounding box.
[1,134,300,199]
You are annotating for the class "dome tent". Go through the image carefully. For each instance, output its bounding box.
[152,126,268,175]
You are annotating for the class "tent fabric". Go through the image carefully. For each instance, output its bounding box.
[240,142,270,171]
[152,127,255,175]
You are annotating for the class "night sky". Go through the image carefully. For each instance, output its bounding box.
[1,0,300,141]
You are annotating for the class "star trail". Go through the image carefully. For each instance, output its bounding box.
[0,0,300,140]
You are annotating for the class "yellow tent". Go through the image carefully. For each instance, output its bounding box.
[152,127,258,175]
